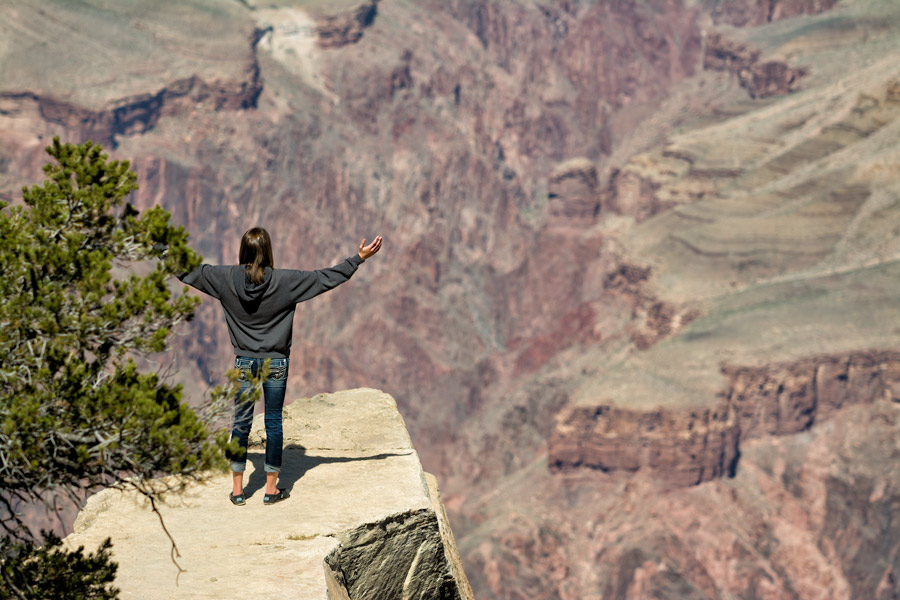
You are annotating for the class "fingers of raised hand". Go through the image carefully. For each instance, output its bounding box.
[358,236,382,259]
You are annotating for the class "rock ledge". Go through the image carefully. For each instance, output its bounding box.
[64,388,473,600]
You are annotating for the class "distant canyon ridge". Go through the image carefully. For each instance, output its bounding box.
[3,0,900,598]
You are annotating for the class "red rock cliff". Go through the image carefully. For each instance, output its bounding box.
[549,351,900,487]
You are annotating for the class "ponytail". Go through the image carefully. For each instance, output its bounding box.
[239,227,274,284]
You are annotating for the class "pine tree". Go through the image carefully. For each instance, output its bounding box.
[0,138,234,598]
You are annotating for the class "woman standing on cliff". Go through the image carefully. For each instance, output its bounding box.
[177,227,382,505]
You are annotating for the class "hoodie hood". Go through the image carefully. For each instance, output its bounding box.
[234,265,272,313]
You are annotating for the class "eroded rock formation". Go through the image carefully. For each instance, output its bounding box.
[549,402,740,488]
[549,351,900,486]
[547,157,600,225]
[0,72,262,148]
[603,262,699,350]
[724,351,900,437]
[604,167,669,222]
[703,32,806,98]
[708,0,839,26]
[5,0,898,597]
[316,0,380,48]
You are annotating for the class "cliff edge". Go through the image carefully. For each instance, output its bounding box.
[63,388,473,600]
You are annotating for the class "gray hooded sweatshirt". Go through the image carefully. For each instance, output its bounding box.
[177,254,364,358]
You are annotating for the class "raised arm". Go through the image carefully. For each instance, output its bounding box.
[289,237,382,303]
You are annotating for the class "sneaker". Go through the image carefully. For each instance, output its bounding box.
[229,492,246,506]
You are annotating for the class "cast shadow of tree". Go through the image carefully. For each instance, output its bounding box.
[241,444,412,499]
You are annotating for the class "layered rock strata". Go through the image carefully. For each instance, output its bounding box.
[63,389,472,600]
[708,0,839,26]
[547,157,600,225]
[5,0,897,597]
[703,32,806,98]
[0,38,262,149]
[0,3,264,149]
[549,351,900,487]
[549,402,739,488]
[724,351,900,438]
[315,0,380,48]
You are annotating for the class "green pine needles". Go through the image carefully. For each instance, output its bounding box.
[0,139,236,599]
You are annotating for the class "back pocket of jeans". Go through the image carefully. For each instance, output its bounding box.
[268,359,287,381]
[234,357,254,380]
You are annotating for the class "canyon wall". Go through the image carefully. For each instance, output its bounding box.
[6,0,900,598]
[0,57,262,149]
[549,351,900,487]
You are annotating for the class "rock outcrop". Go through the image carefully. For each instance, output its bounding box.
[708,0,839,26]
[315,0,380,48]
[724,351,900,437]
[602,262,700,350]
[703,32,806,98]
[547,157,600,225]
[63,389,473,600]
[549,351,900,487]
[549,401,740,488]
[0,62,262,148]
[324,508,458,599]
[0,3,264,149]
[604,167,670,222]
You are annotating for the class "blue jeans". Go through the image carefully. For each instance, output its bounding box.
[228,356,289,473]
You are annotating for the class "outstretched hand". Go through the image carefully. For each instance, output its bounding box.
[358,236,383,261]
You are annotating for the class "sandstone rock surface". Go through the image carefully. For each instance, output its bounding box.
[63,389,472,600]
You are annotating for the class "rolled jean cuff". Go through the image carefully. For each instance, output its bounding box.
[230,461,247,473]
[264,463,281,473]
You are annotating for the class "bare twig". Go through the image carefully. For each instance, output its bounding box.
[147,494,186,585]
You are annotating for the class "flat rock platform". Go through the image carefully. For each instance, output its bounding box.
[63,388,471,600]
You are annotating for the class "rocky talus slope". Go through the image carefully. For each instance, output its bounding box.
[63,389,472,600]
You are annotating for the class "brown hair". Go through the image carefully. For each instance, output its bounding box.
[239,227,274,284]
